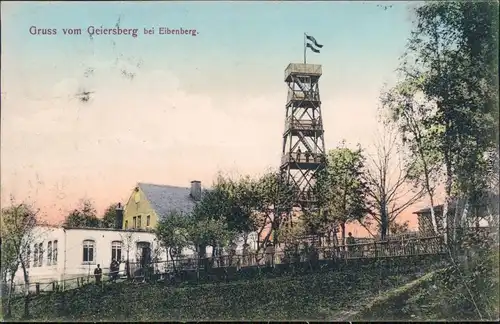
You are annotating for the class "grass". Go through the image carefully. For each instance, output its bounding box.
[7,268,427,321]
[354,249,500,321]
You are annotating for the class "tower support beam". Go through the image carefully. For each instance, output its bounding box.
[280,63,327,210]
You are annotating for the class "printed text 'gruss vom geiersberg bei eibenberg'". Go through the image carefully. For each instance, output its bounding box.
[29,25,199,38]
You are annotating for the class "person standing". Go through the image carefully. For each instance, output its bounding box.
[110,259,119,282]
[346,232,356,257]
[94,264,102,285]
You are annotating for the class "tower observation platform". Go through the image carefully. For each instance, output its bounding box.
[280,63,327,209]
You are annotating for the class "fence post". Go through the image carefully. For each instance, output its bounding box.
[35,282,40,295]
[52,282,56,292]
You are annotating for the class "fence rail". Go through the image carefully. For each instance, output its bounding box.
[5,235,446,296]
[153,235,446,270]
[6,268,128,297]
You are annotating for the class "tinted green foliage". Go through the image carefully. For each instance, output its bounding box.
[8,267,428,321]
[100,203,120,229]
[155,211,191,261]
[356,247,498,321]
[383,1,499,236]
[314,144,369,239]
[63,199,100,228]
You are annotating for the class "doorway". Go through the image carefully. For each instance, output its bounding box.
[136,241,151,267]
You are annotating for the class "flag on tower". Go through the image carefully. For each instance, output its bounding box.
[305,34,323,53]
[306,43,320,53]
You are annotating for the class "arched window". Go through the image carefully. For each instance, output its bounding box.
[33,244,39,267]
[47,241,53,266]
[38,243,43,266]
[53,240,58,265]
[111,241,122,261]
[83,240,96,263]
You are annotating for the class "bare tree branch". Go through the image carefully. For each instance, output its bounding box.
[363,124,424,238]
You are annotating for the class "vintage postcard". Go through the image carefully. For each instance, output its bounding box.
[1,1,498,322]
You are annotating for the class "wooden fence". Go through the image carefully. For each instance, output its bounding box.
[7,235,446,295]
[131,235,446,276]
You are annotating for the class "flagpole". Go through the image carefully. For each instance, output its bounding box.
[303,33,306,64]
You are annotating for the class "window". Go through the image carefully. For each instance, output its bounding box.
[111,241,122,261]
[137,215,142,228]
[38,243,43,266]
[47,241,53,266]
[146,215,150,227]
[53,240,58,265]
[125,220,128,229]
[83,240,95,263]
[33,244,39,267]
[133,217,137,228]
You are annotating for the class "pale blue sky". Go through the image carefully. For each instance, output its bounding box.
[1,1,421,226]
[3,1,413,95]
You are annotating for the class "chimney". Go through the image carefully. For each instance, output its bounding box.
[115,202,124,229]
[190,180,202,201]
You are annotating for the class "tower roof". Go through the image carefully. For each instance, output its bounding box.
[285,63,322,82]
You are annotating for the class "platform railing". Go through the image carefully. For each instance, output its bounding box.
[284,63,322,81]
[281,152,326,165]
[284,117,323,132]
[286,90,320,103]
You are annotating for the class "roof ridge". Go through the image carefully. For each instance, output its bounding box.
[138,182,190,189]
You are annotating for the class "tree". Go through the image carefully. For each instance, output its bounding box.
[101,203,120,228]
[314,142,369,244]
[194,170,297,257]
[155,211,190,273]
[362,127,425,240]
[381,80,442,235]
[119,231,136,279]
[187,216,235,269]
[192,174,258,253]
[63,199,101,228]
[388,220,411,236]
[1,224,19,318]
[385,1,498,243]
[252,171,297,250]
[1,197,38,318]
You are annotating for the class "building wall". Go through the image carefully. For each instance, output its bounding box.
[13,225,67,284]
[12,223,261,288]
[13,226,164,285]
[418,213,436,236]
[123,186,158,230]
[418,208,491,236]
[61,228,162,279]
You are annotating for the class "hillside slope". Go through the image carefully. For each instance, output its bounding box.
[354,250,499,321]
[8,269,427,321]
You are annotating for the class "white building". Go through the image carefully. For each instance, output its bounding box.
[13,225,162,287]
[13,225,258,289]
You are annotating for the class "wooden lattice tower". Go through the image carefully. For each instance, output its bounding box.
[280,63,327,212]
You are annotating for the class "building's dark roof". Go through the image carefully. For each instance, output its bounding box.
[413,204,447,215]
[138,183,198,218]
[413,192,499,215]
